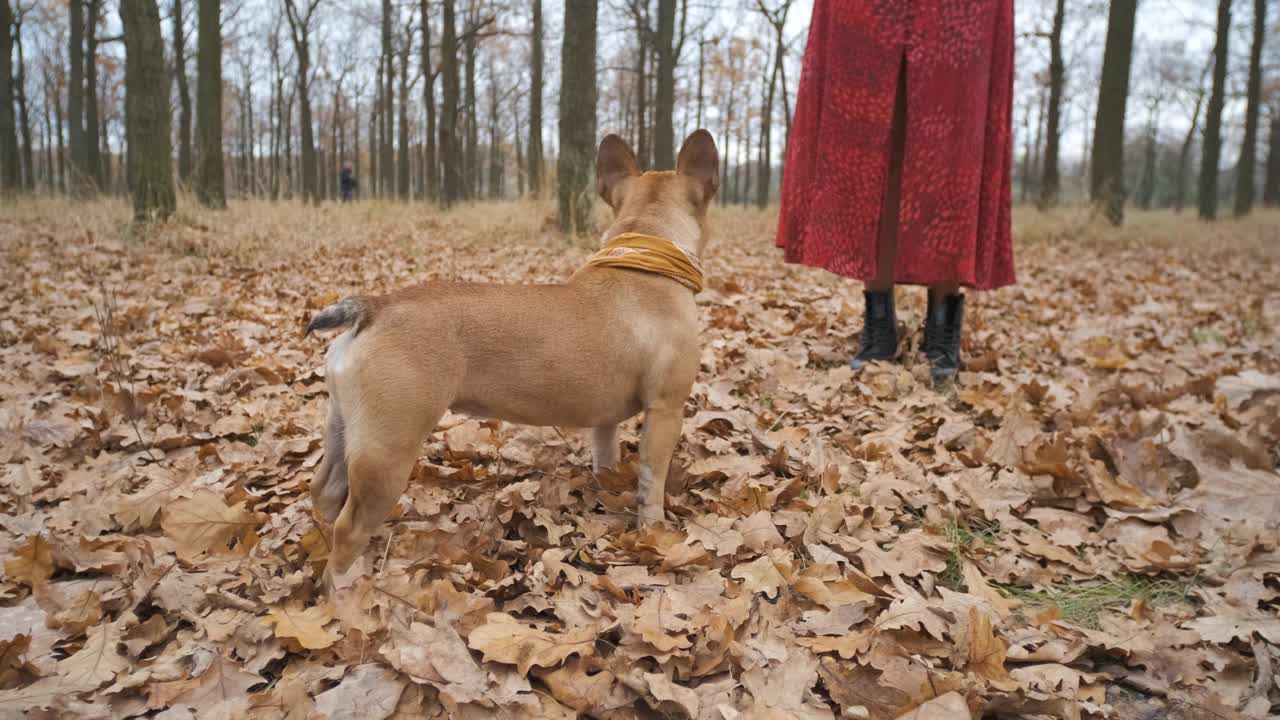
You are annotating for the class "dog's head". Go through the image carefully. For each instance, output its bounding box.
[597,130,720,257]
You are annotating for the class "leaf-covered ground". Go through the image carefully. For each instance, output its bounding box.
[1,199,1279,720]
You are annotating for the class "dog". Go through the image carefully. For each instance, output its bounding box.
[306,130,720,577]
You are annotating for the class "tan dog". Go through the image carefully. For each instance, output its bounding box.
[307,130,720,576]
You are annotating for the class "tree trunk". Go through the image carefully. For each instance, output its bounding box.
[283,89,293,198]
[422,0,438,201]
[0,0,18,192]
[464,31,478,199]
[487,61,502,199]
[285,0,318,205]
[558,0,597,234]
[695,39,705,130]
[653,0,676,169]
[380,0,394,197]
[120,0,175,220]
[440,0,461,206]
[1136,101,1159,210]
[1038,0,1065,208]
[1234,0,1266,217]
[85,0,103,188]
[1174,56,1211,212]
[1089,0,1137,225]
[398,40,410,200]
[194,0,225,207]
[528,0,544,195]
[68,0,88,193]
[721,48,738,208]
[13,12,34,190]
[173,0,193,183]
[42,72,55,190]
[51,69,65,192]
[635,37,648,169]
[1199,0,1231,221]
[515,93,525,197]
[1263,109,1279,207]
[757,33,783,208]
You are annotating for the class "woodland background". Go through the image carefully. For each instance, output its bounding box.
[2,1,1280,720]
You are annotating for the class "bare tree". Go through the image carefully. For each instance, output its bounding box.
[85,0,103,188]
[1038,0,1065,208]
[1199,0,1231,220]
[1234,0,1266,217]
[284,0,323,205]
[755,0,794,208]
[1089,0,1137,225]
[558,0,597,234]
[194,0,225,207]
[0,0,18,192]
[1174,55,1211,212]
[172,0,192,183]
[440,0,461,205]
[121,0,175,220]
[1264,108,1279,206]
[528,0,544,195]
[421,0,439,200]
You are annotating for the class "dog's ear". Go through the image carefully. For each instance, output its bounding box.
[676,129,719,203]
[597,134,640,208]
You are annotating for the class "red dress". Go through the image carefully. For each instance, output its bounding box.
[777,0,1016,290]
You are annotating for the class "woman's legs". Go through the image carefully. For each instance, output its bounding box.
[860,56,965,380]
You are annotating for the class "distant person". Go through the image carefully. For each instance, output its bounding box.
[339,163,357,202]
[776,0,1016,383]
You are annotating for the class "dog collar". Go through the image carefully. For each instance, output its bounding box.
[582,232,705,293]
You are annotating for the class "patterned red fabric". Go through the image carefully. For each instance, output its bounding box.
[777,0,1017,290]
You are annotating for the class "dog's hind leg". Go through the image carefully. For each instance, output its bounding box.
[311,404,349,524]
[592,425,620,472]
[326,395,447,577]
[636,401,683,526]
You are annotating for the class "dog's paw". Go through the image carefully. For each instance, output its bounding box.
[323,555,368,593]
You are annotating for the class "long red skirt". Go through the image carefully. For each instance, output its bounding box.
[777,0,1017,290]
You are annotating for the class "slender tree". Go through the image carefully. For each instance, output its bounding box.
[487,60,502,199]
[1199,0,1231,220]
[0,0,18,192]
[120,0,175,220]
[12,4,33,190]
[85,0,103,187]
[172,0,193,183]
[397,30,411,200]
[284,0,322,205]
[380,0,394,196]
[1263,109,1279,206]
[558,0,597,234]
[194,0,225,207]
[527,0,544,195]
[67,0,89,192]
[1234,0,1266,217]
[1039,0,1065,208]
[653,0,677,169]
[1174,56,1211,212]
[755,0,792,207]
[1089,0,1137,225]
[421,0,438,200]
[440,0,461,205]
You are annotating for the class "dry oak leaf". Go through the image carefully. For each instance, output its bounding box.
[684,513,744,557]
[960,608,1010,683]
[314,663,406,720]
[263,602,342,650]
[1184,608,1280,645]
[536,657,637,714]
[148,647,263,712]
[3,534,55,587]
[731,549,795,599]
[468,612,596,675]
[893,691,971,720]
[57,620,131,691]
[161,489,263,559]
[380,622,490,706]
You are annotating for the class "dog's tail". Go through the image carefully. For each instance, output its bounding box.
[305,296,369,337]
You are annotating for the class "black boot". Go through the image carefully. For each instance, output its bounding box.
[851,291,899,370]
[923,293,965,383]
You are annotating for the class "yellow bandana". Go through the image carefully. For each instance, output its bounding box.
[582,233,705,293]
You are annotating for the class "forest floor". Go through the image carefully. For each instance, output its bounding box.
[1,197,1279,720]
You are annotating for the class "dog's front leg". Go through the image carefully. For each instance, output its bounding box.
[592,425,620,472]
[636,403,681,526]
